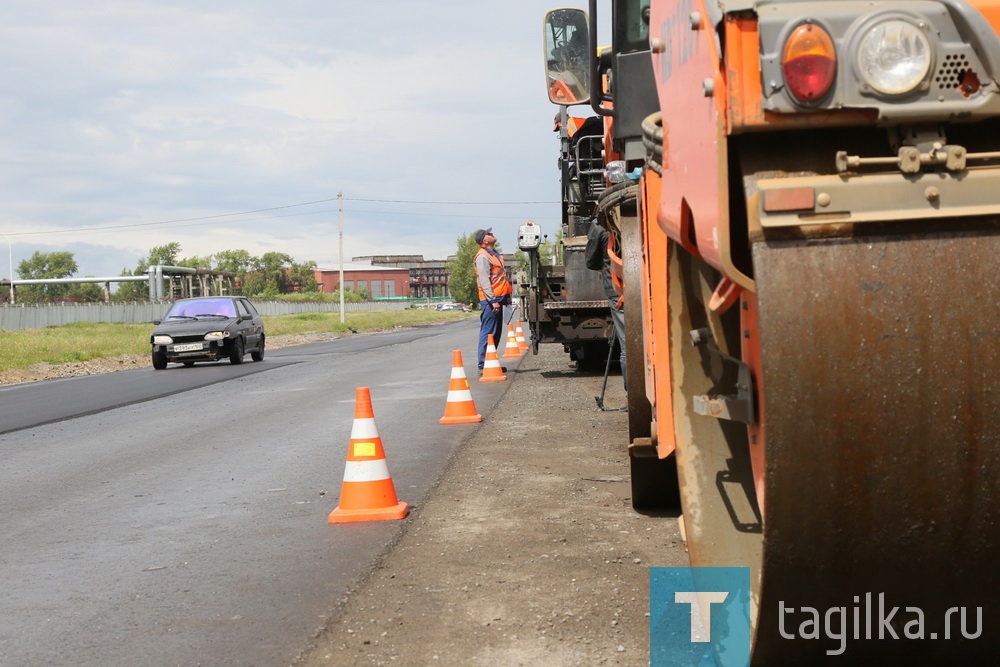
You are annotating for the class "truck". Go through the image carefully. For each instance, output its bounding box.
[516,12,617,370]
[544,0,1000,662]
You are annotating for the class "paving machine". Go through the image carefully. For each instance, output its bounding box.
[545,0,1000,662]
[518,12,617,369]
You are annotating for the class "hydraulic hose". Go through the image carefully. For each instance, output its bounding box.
[642,111,663,176]
[596,180,638,232]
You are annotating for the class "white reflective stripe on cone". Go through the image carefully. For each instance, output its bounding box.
[350,417,379,439]
[342,459,392,483]
[450,368,467,379]
[446,389,474,402]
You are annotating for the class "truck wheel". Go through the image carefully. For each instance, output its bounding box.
[576,341,609,372]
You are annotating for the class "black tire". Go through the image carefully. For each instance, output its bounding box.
[251,335,265,362]
[152,350,168,370]
[630,454,680,511]
[576,342,609,372]
[229,337,245,365]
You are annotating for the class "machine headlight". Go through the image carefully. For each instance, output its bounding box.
[153,335,173,345]
[857,19,931,95]
[204,331,230,341]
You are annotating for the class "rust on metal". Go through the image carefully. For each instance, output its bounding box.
[747,228,1000,663]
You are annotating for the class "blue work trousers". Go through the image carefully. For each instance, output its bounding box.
[478,300,506,370]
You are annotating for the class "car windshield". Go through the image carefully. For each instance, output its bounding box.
[165,299,237,319]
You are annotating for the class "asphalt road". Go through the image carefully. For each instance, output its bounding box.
[0,319,515,666]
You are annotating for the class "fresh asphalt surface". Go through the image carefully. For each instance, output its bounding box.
[0,319,515,666]
[0,325,462,435]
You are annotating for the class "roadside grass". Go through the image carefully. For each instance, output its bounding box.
[0,309,472,372]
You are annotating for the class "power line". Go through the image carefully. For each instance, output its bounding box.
[6,196,559,238]
[6,197,342,237]
[345,198,557,205]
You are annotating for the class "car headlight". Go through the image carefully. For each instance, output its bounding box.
[204,331,230,341]
[857,19,931,95]
[153,335,173,345]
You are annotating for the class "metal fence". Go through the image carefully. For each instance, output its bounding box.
[0,300,410,331]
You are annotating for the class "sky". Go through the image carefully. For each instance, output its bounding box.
[0,1,590,281]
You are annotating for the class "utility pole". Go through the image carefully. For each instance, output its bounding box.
[0,231,13,305]
[338,192,345,325]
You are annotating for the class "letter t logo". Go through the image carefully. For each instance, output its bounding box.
[674,591,729,642]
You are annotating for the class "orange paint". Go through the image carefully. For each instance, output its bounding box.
[640,171,676,457]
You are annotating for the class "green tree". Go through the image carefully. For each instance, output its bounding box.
[447,233,485,307]
[113,266,147,302]
[114,243,184,301]
[538,238,556,266]
[16,251,78,303]
[288,260,319,292]
[178,254,213,270]
[213,250,257,295]
[147,243,182,267]
[253,252,316,295]
[213,249,255,275]
[67,281,106,302]
[240,251,294,296]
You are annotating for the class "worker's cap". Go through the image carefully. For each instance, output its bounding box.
[474,228,493,245]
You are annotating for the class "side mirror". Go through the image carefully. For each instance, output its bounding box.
[544,8,590,106]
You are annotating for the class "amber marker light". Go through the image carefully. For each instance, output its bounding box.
[782,22,837,103]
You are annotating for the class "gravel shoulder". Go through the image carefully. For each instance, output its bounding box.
[296,343,688,666]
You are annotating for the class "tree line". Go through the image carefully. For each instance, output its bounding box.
[12,243,336,304]
[113,243,321,301]
[11,235,556,305]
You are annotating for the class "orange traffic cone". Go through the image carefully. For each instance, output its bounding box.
[516,321,529,353]
[440,350,482,424]
[328,387,409,523]
[479,334,507,383]
[503,322,523,359]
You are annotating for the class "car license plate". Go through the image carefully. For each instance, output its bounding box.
[172,343,203,352]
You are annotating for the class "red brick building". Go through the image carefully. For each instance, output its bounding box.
[313,262,410,298]
[353,255,450,298]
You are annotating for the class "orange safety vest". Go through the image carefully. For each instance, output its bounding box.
[474,248,512,302]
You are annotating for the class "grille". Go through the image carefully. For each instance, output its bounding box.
[935,51,974,91]
[171,334,207,344]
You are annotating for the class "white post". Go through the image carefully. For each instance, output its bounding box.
[338,192,345,324]
[0,231,13,305]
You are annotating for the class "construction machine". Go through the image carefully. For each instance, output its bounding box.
[545,0,1000,662]
[517,10,616,370]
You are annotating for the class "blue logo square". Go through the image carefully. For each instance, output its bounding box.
[650,567,751,667]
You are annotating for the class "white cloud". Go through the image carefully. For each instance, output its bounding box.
[0,1,582,281]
